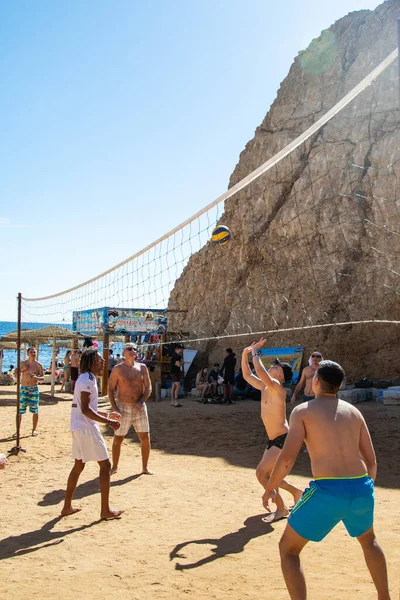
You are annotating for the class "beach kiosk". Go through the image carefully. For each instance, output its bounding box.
[72,307,168,395]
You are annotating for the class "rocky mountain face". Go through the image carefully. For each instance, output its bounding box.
[168,0,400,381]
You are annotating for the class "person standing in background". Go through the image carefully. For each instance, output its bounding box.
[108,349,116,377]
[70,349,80,393]
[60,350,71,392]
[291,352,323,404]
[221,348,236,404]
[170,344,184,408]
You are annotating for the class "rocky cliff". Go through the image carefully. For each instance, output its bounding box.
[168,0,400,381]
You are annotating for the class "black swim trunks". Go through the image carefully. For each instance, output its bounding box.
[266,433,288,450]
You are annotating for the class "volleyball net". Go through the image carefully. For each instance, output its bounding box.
[17,47,400,353]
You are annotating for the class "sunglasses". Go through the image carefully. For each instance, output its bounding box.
[311,355,322,359]
[125,347,137,352]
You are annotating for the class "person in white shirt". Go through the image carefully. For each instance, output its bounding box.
[61,348,123,520]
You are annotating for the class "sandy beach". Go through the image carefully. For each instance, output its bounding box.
[0,385,399,600]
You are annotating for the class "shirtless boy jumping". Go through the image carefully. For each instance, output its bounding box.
[108,343,152,475]
[264,360,391,600]
[242,339,302,522]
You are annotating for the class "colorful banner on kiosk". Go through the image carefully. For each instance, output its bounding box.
[72,307,167,337]
[258,346,305,384]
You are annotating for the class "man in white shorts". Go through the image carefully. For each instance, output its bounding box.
[108,343,153,475]
[61,348,123,520]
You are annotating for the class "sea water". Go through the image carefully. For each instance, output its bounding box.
[0,321,75,372]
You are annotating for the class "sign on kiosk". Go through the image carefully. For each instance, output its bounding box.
[72,307,168,337]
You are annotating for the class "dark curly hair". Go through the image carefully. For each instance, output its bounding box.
[80,347,99,374]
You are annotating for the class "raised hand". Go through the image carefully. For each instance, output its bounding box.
[251,338,267,351]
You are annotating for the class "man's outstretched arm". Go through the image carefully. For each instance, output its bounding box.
[250,338,279,389]
[241,347,264,390]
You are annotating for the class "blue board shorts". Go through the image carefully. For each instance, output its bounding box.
[288,474,374,542]
[20,386,40,414]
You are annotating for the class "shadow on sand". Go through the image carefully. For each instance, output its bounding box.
[0,516,101,560]
[170,514,274,570]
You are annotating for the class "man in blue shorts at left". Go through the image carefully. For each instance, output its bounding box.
[264,360,391,600]
[15,347,44,436]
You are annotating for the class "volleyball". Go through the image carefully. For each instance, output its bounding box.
[211,225,231,246]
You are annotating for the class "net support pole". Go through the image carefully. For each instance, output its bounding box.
[16,293,22,448]
[9,293,26,455]
[102,334,109,397]
[50,337,56,397]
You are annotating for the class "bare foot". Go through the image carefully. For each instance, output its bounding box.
[61,507,82,517]
[262,508,290,523]
[110,466,118,475]
[142,467,153,475]
[32,431,38,437]
[100,509,124,520]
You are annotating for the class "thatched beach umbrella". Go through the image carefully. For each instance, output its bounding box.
[0,341,18,350]
[0,326,81,395]
[0,329,49,345]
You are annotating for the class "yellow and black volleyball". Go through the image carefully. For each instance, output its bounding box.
[211,225,231,246]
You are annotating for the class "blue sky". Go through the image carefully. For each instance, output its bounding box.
[0,0,381,320]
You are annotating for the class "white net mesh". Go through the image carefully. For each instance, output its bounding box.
[15,48,400,359]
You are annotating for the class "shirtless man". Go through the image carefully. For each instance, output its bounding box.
[242,339,303,522]
[15,346,44,436]
[290,351,323,404]
[70,349,80,393]
[264,360,391,600]
[108,343,152,475]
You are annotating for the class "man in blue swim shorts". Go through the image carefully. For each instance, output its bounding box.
[15,347,44,436]
[264,360,391,600]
